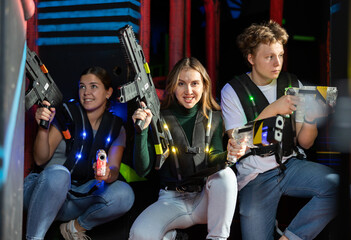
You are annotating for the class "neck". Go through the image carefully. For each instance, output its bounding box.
[248,71,273,86]
[87,107,105,130]
[173,101,199,115]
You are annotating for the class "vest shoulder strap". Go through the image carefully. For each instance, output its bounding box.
[228,74,269,122]
[276,72,299,98]
[228,72,300,122]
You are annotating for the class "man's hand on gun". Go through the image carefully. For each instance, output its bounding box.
[285,86,338,123]
[132,101,153,131]
[35,100,56,127]
[304,98,331,123]
[272,95,300,115]
[227,138,248,164]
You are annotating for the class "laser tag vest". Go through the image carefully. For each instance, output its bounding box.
[160,109,222,183]
[61,101,123,185]
[228,72,299,159]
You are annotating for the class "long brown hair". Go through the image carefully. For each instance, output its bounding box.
[161,57,220,118]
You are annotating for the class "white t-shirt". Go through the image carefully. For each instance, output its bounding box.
[221,74,304,190]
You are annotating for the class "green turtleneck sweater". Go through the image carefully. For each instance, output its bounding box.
[133,103,228,179]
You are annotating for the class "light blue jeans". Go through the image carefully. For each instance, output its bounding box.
[129,167,237,240]
[23,164,135,240]
[239,158,339,240]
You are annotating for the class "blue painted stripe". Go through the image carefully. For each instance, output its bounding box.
[38,8,141,20]
[227,0,242,9]
[330,3,341,15]
[37,36,120,45]
[38,22,139,32]
[38,0,141,8]
[230,10,241,19]
[0,43,26,184]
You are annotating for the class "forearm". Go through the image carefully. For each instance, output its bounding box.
[208,122,226,166]
[33,125,62,166]
[208,151,227,166]
[33,128,51,166]
[105,166,119,184]
[256,104,279,120]
[296,121,318,149]
[133,129,154,177]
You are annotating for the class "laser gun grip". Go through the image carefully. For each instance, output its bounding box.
[135,119,145,134]
[134,100,146,133]
[39,104,50,129]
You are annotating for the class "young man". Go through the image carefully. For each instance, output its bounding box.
[221,20,339,240]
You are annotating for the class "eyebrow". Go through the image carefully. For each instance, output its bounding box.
[178,79,201,83]
[80,81,100,85]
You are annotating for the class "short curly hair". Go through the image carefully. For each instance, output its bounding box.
[237,20,289,63]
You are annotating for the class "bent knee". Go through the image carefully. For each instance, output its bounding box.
[129,224,163,240]
[213,167,237,185]
[40,165,71,191]
[208,167,237,193]
[322,172,340,196]
[109,181,135,211]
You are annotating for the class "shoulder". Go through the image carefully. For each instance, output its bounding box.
[107,111,124,123]
[221,83,241,108]
[221,74,249,95]
[64,100,80,109]
[111,112,123,121]
[62,100,81,119]
[221,82,237,97]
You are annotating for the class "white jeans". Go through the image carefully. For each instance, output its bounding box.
[129,167,237,240]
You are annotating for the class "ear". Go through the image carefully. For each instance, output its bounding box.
[106,87,113,99]
[247,53,254,66]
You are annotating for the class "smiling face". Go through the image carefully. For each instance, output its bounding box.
[248,41,284,85]
[174,68,204,109]
[79,73,112,113]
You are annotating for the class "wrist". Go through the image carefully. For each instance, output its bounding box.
[304,115,316,124]
[106,168,117,183]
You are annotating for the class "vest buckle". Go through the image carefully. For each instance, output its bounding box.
[186,146,201,154]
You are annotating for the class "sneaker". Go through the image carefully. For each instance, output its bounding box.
[60,220,91,240]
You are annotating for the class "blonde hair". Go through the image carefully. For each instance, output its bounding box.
[237,20,289,63]
[161,57,220,118]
